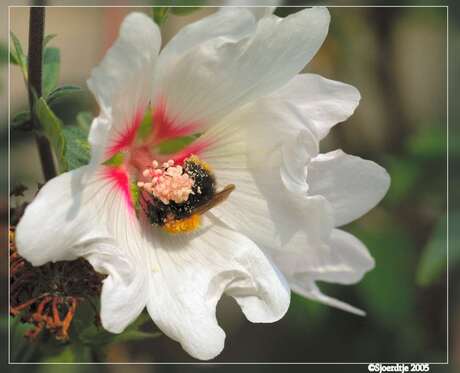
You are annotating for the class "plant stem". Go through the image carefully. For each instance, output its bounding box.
[28,6,57,181]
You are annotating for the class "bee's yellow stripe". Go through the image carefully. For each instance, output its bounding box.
[162,214,201,234]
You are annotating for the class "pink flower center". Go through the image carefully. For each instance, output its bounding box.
[137,159,194,204]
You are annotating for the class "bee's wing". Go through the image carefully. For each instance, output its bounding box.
[193,184,236,215]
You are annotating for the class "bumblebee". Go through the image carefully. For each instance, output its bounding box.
[140,157,235,233]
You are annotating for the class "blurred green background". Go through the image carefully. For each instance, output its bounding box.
[2,1,458,372]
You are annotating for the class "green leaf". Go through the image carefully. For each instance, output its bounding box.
[47,85,82,106]
[42,47,60,97]
[43,33,57,47]
[76,111,93,133]
[11,110,31,129]
[35,97,67,171]
[10,316,36,362]
[10,31,28,78]
[9,50,19,65]
[152,7,170,26]
[78,310,160,348]
[156,134,199,154]
[62,126,91,170]
[170,7,201,16]
[103,152,125,167]
[0,42,8,65]
[416,212,459,286]
[112,329,162,343]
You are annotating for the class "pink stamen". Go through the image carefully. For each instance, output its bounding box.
[138,159,194,204]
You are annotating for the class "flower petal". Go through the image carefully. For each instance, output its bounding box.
[16,166,149,332]
[87,12,161,159]
[246,6,278,20]
[290,278,366,316]
[156,7,330,130]
[280,129,318,194]
[146,218,290,360]
[86,242,148,333]
[271,228,373,316]
[193,116,330,252]
[273,228,374,285]
[324,228,375,284]
[156,7,256,81]
[16,167,110,265]
[307,150,391,226]
[221,2,278,20]
[265,73,361,140]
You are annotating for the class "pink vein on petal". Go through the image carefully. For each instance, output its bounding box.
[154,97,200,141]
[172,140,211,165]
[103,166,134,214]
[107,109,145,157]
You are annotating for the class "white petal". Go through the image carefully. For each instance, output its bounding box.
[83,241,148,333]
[156,7,256,81]
[273,229,374,285]
[325,229,375,284]
[87,116,111,168]
[267,73,361,140]
[271,228,373,316]
[16,166,149,332]
[290,279,366,316]
[221,2,278,20]
[195,116,331,253]
[156,7,330,130]
[87,13,161,160]
[307,150,391,226]
[16,167,110,265]
[248,6,278,20]
[146,219,290,360]
[280,130,318,194]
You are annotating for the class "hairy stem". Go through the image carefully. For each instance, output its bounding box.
[28,6,57,181]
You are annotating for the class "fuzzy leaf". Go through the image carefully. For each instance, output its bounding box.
[78,311,160,347]
[170,7,201,16]
[152,7,170,26]
[76,111,93,133]
[43,33,57,47]
[35,97,67,171]
[11,110,31,129]
[42,47,60,97]
[10,32,28,78]
[62,126,91,170]
[0,42,8,65]
[47,85,82,106]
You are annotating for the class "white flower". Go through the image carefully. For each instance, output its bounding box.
[16,7,390,360]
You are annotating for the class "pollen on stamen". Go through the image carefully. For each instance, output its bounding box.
[138,159,195,204]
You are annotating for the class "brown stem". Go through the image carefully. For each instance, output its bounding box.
[28,6,57,181]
